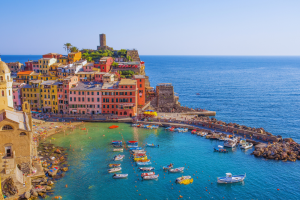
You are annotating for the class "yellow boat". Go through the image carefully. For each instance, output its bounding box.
[179,178,193,185]
[134,156,148,161]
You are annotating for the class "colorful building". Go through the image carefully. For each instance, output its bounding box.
[69,82,102,114]
[68,52,82,63]
[133,75,146,106]
[101,79,137,117]
[58,56,68,65]
[32,60,39,72]
[75,72,95,82]
[43,53,63,59]
[16,71,38,84]
[25,60,33,71]
[58,76,78,114]
[21,80,43,111]
[6,62,24,74]
[12,82,26,110]
[94,57,113,72]
[39,58,57,74]
[40,81,59,113]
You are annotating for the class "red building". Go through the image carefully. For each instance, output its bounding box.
[94,57,114,72]
[43,53,63,59]
[133,75,146,106]
[101,79,137,117]
[25,60,33,71]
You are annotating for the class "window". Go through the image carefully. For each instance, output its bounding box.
[82,97,84,101]
[140,79,142,82]
[116,92,118,95]
[2,125,13,130]
[112,99,114,103]
[97,98,99,102]
[106,98,109,102]
[112,105,114,108]
[107,105,109,108]
[70,97,72,101]
[92,98,94,102]
[97,92,99,95]
[103,105,105,108]
[92,92,94,95]
[87,92,89,95]
[82,92,84,95]
[103,98,105,103]
[79,91,81,95]
[130,92,132,95]
[2,90,4,96]
[70,91,72,94]
[88,98,90,102]
[130,98,132,102]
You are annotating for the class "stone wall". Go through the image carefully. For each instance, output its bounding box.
[126,50,140,62]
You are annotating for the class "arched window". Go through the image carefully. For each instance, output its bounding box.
[2,90,4,96]
[8,90,10,96]
[20,132,27,136]
[2,125,13,130]
[0,76,3,81]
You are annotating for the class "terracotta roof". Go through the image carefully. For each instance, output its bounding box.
[17,71,34,75]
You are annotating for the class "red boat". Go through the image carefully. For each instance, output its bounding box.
[127,141,138,144]
[141,172,155,177]
[133,153,146,157]
[191,129,197,134]
[170,127,175,131]
[109,125,119,129]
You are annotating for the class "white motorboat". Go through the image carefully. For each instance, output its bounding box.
[136,161,152,166]
[139,167,155,171]
[108,167,122,173]
[132,150,145,153]
[143,174,159,180]
[112,174,128,179]
[113,148,123,152]
[224,138,237,148]
[141,172,155,177]
[200,132,207,137]
[240,142,253,149]
[175,176,191,183]
[169,167,184,173]
[217,173,246,183]
[127,145,138,148]
[114,155,125,161]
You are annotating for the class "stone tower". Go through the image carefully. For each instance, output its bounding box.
[0,58,14,111]
[100,34,106,47]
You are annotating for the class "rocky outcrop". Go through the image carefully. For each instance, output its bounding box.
[251,141,300,162]
[1,177,18,197]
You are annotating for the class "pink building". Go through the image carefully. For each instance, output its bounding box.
[12,82,25,110]
[82,63,94,72]
[94,72,106,82]
[32,60,39,73]
[69,82,102,114]
[58,76,78,114]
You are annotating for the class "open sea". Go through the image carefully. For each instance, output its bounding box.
[2,55,300,199]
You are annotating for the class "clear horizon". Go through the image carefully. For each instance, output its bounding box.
[0,0,299,56]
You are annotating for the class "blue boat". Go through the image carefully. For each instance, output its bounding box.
[127,145,138,148]
[147,144,159,148]
[130,147,142,150]
[112,141,122,145]
[136,161,152,166]
[214,145,228,153]
[217,173,246,183]
[127,141,138,144]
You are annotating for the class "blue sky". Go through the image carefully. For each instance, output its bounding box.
[0,0,299,55]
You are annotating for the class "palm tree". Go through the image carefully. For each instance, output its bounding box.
[70,46,79,53]
[63,43,72,53]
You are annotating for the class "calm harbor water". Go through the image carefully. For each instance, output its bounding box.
[2,55,300,199]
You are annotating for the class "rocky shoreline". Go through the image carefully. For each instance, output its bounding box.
[30,143,69,199]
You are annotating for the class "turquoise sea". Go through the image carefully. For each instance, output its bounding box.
[2,55,300,199]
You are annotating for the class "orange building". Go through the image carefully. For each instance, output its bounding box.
[68,52,82,63]
[133,75,145,106]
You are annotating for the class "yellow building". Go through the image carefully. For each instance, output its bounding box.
[0,59,14,111]
[38,74,58,81]
[38,58,57,74]
[21,80,43,110]
[68,52,82,63]
[49,63,62,76]
[58,56,68,65]
[40,81,60,113]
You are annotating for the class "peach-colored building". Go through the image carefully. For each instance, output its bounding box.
[58,76,78,114]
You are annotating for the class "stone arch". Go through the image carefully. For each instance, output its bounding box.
[20,132,27,136]
[2,125,13,130]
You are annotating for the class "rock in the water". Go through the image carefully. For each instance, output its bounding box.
[46,186,52,191]
[31,191,38,197]
[62,167,68,172]
[24,191,31,199]
[47,180,54,186]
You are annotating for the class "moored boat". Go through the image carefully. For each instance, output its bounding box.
[130,147,142,150]
[191,129,197,134]
[141,172,155,177]
[132,150,146,153]
[163,163,173,170]
[109,125,119,129]
[113,148,123,152]
[240,142,253,149]
[134,156,148,161]
[112,174,128,179]
[114,155,125,161]
[169,167,184,173]
[139,167,155,171]
[112,140,122,144]
[214,146,228,153]
[176,176,192,183]
[127,141,138,144]
[113,144,123,148]
[108,164,121,168]
[127,145,138,148]
[217,173,246,183]
[136,161,152,166]
[224,138,237,148]
[108,167,122,173]
[200,132,207,137]
[146,143,159,147]
[142,174,159,180]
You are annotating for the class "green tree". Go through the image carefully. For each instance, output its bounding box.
[112,62,118,67]
[86,57,93,62]
[70,46,79,52]
[63,43,72,53]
